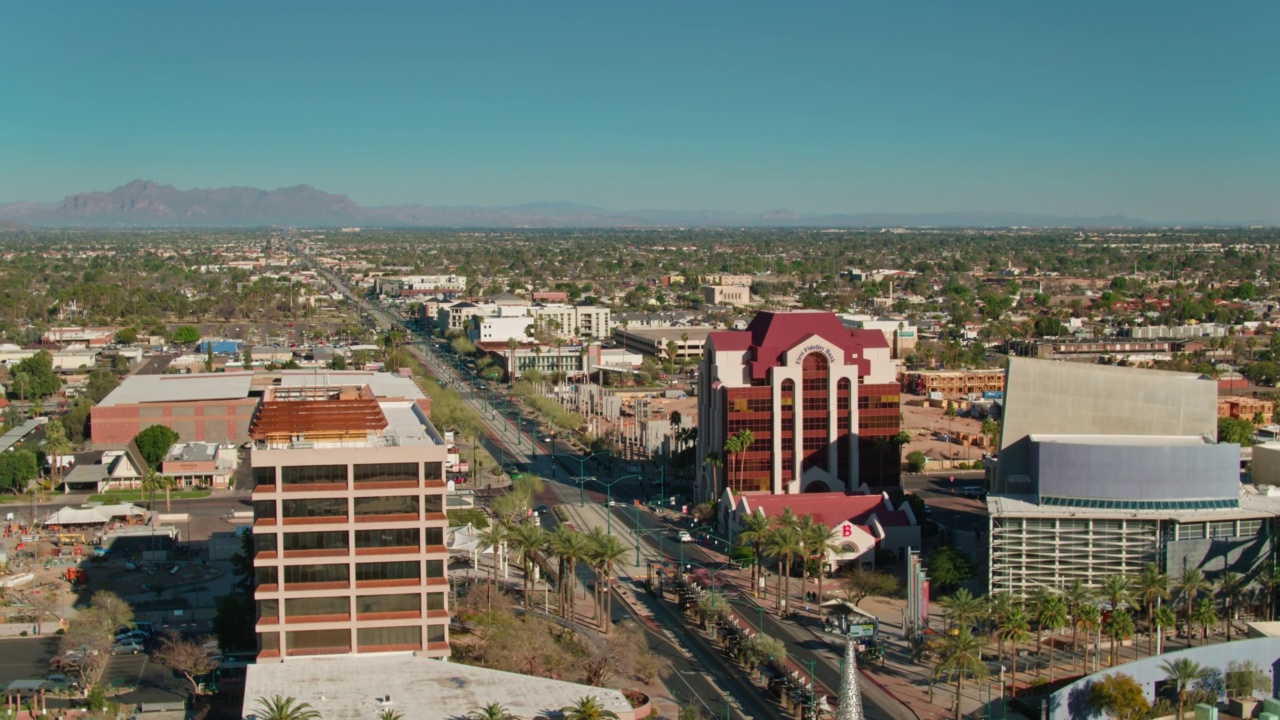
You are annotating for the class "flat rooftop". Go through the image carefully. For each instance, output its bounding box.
[241,654,633,720]
[988,484,1280,521]
[1028,434,1212,446]
[277,370,425,400]
[98,372,255,406]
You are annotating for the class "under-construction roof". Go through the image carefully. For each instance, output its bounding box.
[249,393,387,440]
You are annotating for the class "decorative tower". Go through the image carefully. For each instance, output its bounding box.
[836,638,864,720]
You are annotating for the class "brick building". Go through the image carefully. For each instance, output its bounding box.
[902,369,1006,397]
[89,373,259,448]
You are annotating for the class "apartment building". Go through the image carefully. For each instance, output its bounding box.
[702,285,750,307]
[1218,395,1276,422]
[901,369,1006,397]
[250,376,450,660]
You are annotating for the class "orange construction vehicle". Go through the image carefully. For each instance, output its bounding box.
[64,568,87,586]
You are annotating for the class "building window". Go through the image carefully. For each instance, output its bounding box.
[426,592,445,611]
[285,596,349,619]
[424,527,444,546]
[281,531,348,552]
[800,353,829,473]
[286,629,350,655]
[426,624,446,644]
[256,599,279,621]
[424,461,444,481]
[253,501,276,519]
[283,563,349,586]
[1209,521,1235,539]
[254,533,277,553]
[253,467,276,487]
[353,463,419,484]
[281,464,347,486]
[1238,519,1263,537]
[353,495,419,517]
[258,632,280,653]
[425,559,444,579]
[357,625,421,649]
[423,494,444,514]
[355,561,420,582]
[255,567,278,587]
[355,528,419,549]
[282,498,347,519]
[357,593,421,615]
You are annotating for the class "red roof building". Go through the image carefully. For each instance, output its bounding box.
[728,491,920,569]
[695,311,902,503]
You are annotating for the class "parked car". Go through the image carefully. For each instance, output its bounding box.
[111,640,144,655]
[114,630,149,644]
[45,675,79,692]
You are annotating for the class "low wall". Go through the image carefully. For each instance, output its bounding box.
[1048,637,1280,720]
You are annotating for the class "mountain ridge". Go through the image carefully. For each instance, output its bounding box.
[0,180,1248,228]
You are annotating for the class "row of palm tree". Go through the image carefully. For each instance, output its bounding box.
[735,507,843,613]
[252,694,619,720]
[477,517,628,632]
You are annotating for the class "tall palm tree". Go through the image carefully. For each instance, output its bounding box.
[1134,563,1169,656]
[252,695,322,720]
[1099,574,1133,614]
[1261,562,1280,621]
[736,510,772,591]
[764,525,803,613]
[940,588,984,631]
[933,627,989,720]
[1152,605,1177,654]
[40,421,71,493]
[997,606,1031,697]
[1036,595,1068,681]
[803,520,841,612]
[1102,609,1135,667]
[1174,567,1212,640]
[1159,658,1208,720]
[721,435,742,490]
[507,523,547,607]
[1190,597,1217,647]
[585,528,627,633]
[478,522,509,604]
[1075,605,1102,673]
[547,526,588,618]
[1216,571,1245,642]
[1062,580,1094,663]
[467,702,518,720]
[562,696,619,720]
[985,592,1015,662]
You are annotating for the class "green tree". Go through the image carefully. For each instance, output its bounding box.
[1218,416,1256,446]
[764,525,803,613]
[41,421,72,491]
[1103,609,1135,667]
[1174,567,1211,640]
[171,325,201,345]
[736,509,771,591]
[840,568,900,606]
[1217,570,1246,642]
[507,522,547,608]
[251,695,322,720]
[115,327,138,344]
[1190,597,1217,646]
[939,588,984,631]
[133,424,180,469]
[906,450,926,473]
[1063,580,1094,664]
[923,546,974,592]
[1151,605,1177,655]
[1134,563,1169,656]
[561,696,619,720]
[933,627,988,720]
[1160,658,1208,719]
[1225,659,1269,700]
[467,703,519,720]
[996,606,1031,697]
[1036,594,1068,680]
[9,351,61,399]
[0,449,38,494]
[1089,673,1150,720]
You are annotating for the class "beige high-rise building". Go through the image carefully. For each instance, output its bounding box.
[250,374,450,660]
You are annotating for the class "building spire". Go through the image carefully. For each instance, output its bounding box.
[836,637,864,720]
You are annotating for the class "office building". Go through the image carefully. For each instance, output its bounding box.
[695,310,901,503]
[249,374,450,660]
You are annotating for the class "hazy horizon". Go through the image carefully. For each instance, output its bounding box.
[2,2,1276,223]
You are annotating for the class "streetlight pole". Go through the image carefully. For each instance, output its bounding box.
[800,656,816,720]
[554,451,610,507]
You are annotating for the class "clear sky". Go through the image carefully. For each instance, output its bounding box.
[1,2,1276,222]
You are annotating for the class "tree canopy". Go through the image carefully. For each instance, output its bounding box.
[134,425,180,469]
[8,351,61,400]
[0,449,38,493]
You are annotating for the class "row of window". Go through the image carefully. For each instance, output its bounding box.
[254,462,445,487]
[254,559,445,586]
[1176,519,1264,541]
[260,625,445,653]
[257,592,445,620]
[255,494,444,520]
[1039,496,1239,511]
[256,527,442,553]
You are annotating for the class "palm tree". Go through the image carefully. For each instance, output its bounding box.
[40,421,71,493]
[1216,570,1245,642]
[1062,580,1094,664]
[940,588,984,631]
[1159,658,1208,720]
[1191,597,1217,647]
[1261,562,1280,621]
[701,451,723,497]
[764,525,803,613]
[585,528,627,632]
[737,510,772,591]
[997,607,1031,697]
[1134,563,1169,656]
[547,526,588,617]
[1152,605,1177,654]
[1036,595,1068,680]
[803,520,841,612]
[478,522,509,605]
[1174,567,1212,640]
[1075,605,1102,672]
[721,435,742,490]
[1099,574,1132,614]
[467,702,518,720]
[377,711,404,720]
[933,627,989,720]
[507,523,547,607]
[562,696,619,720]
[985,592,1015,662]
[251,695,322,720]
[1102,608,1134,667]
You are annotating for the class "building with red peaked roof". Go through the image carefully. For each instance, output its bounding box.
[695,310,902,504]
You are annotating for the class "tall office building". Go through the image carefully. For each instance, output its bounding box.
[250,374,450,660]
[695,311,901,502]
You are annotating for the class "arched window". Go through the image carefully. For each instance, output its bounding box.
[780,379,796,474]
[801,353,829,472]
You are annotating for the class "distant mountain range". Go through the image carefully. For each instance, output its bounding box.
[0,179,1197,229]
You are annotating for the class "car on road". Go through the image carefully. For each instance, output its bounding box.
[606,499,617,507]
[111,639,144,655]
[960,486,986,499]
[534,505,550,514]
[676,531,693,543]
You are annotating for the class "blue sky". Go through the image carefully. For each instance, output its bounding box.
[1,2,1276,221]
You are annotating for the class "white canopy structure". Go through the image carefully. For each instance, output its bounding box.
[43,503,146,527]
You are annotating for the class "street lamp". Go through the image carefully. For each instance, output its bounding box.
[799,656,816,720]
[597,474,641,534]
[553,451,611,507]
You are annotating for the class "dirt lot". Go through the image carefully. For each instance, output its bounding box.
[899,393,991,466]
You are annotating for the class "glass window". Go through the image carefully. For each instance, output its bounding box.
[426,592,445,611]
[283,563,349,585]
[425,559,444,579]
[1239,519,1263,537]
[282,531,349,552]
[1210,521,1235,539]
[254,533,277,553]
[424,495,443,514]
[1179,523,1205,540]
[355,528,419,549]
[281,464,347,485]
[253,467,276,487]
[356,594,420,615]
[355,561,420,582]
[426,624,446,644]
[424,527,444,546]
[354,495,419,517]
[286,629,350,654]
[255,567,277,586]
[282,498,347,519]
[357,625,421,649]
[253,501,276,519]
[256,599,279,620]
[258,631,280,653]
[424,462,444,482]
[285,596,348,618]
[354,463,419,484]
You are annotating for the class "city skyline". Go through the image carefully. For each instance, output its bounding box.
[2,2,1276,223]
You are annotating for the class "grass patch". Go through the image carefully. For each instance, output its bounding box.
[88,489,212,503]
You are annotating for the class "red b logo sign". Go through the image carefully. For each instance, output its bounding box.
[841,525,853,537]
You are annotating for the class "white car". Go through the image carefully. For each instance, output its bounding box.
[676,531,693,543]
[111,639,144,655]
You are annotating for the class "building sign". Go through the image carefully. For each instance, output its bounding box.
[797,344,835,363]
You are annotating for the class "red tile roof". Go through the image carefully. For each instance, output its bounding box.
[707,311,886,381]
[741,492,912,528]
